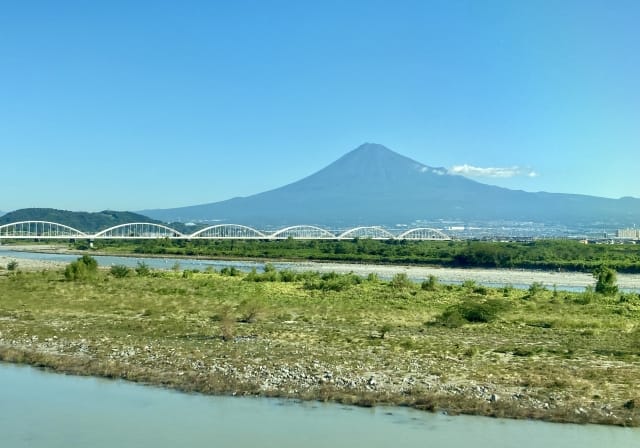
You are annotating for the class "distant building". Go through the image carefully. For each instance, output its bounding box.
[616,228,640,239]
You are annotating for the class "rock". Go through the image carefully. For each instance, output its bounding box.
[490,394,499,403]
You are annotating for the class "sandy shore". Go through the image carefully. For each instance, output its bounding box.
[0,255,65,272]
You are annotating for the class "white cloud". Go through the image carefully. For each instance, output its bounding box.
[449,164,538,179]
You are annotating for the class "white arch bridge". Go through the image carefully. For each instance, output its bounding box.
[0,221,450,241]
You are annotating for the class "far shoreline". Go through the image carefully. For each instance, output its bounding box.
[3,243,640,291]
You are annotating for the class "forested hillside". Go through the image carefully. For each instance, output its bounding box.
[0,208,164,233]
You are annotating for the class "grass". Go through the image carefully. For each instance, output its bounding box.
[0,266,639,426]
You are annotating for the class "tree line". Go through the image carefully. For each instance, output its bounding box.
[81,238,640,273]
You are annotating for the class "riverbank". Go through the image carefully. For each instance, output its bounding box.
[5,244,640,291]
[0,254,65,271]
[1,267,638,426]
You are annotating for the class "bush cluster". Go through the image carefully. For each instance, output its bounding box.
[135,262,151,276]
[436,298,511,328]
[244,266,364,291]
[110,264,131,278]
[421,275,438,291]
[64,255,98,281]
[7,260,18,271]
[390,273,412,290]
[594,266,618,296]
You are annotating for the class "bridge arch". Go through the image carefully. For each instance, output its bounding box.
[338,226,396,239]
[0,221,87,239]
[93,223,185,239]
[189,224,267,239]
[397,227,450,240]
[269,225,336,239]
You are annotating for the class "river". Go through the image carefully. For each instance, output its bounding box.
[1,363,637,448]
[3,246,640,292]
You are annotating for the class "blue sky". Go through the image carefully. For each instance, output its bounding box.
[1,0,638,212]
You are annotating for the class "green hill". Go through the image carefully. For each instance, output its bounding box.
[0,208,164,233]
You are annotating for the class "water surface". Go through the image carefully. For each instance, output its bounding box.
[1,363,637,448]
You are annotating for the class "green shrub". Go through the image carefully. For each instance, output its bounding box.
[135,261,151,276]
[436,308,467,328]
[244,266,301,282]
[390,272,412,290]
[436,298,510,327]
[472,285,489,295]
[461,280,477,290]
[7,260,18,271]
[619,292,640,304]
[261,269,279,281]
[594,266,618,296]
[220,266,241,276]
[244,268,259,282]
[525,281,546,299]
[502,284,514,297]
[279,269,296,282]
[303,272,360,291]
[460,299,509,322]
[79,255,98,270]
[421,275,438,291]
[575,285,597,305]
[64,255,98,281]
[73,241,90,250]
[110,264,130,278]
[366,272,380,283]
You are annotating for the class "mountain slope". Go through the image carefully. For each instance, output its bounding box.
[142,143,640,226]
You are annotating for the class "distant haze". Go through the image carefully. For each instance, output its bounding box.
[142,143,640,227]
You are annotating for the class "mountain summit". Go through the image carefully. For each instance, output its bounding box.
[297,143,447,187]
[265,143,449,197]
[142,143,640,227]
